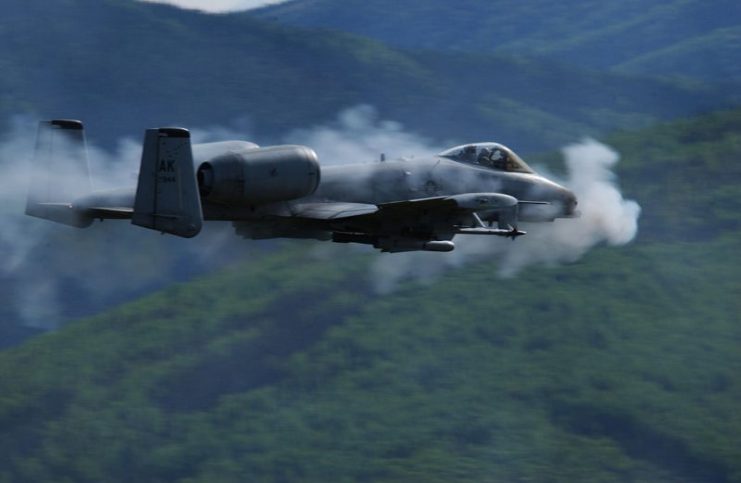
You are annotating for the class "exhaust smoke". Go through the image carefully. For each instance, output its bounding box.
[283,106,640,292]
[0,107,640,332]
[0,118,247,329]
[370,138,641,291]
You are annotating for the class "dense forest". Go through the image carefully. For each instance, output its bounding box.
[3,0,738,340]
[1,0,740,481]
[0,0,735,147]
[1,106,740,481]
[256,0,741,81]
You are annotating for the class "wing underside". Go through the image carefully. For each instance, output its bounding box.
[284,193,533,252]
[289,202,378,220]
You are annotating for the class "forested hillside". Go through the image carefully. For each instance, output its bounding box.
[0,0,731,148]
[2,3,740,478]
[255,0,741,81]
[3,0,738,344]
[1,106,739,482]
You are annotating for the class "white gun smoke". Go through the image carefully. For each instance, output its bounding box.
[367,140,641,292]
[0,106,640,331]
[0,118,246,329]
[286,105,446,165]
[286,107,641,293]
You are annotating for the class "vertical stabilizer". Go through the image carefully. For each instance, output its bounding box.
[25,119,94,227]
[132,128,203,238]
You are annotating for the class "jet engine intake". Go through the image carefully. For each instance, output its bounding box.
[197,145,320,205]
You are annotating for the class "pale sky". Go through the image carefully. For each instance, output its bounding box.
[138,0,289,13]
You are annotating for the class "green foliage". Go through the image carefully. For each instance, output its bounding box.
[611,108,741,241]
[0,0,734,150]
[1,240,739,481]
[2,108,741,481]
[257,0,741,82]
[2,2,741,480]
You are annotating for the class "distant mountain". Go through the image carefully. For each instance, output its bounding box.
[609,109,741,242]
[1,0,738,347]
[1,106,740,482]
[254,0,741,82]
[0,0,733,149]
[2,2,739,480]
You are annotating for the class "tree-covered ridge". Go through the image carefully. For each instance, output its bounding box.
[0,0,732,150]
[612,108,741,241]
[6,0,738,348]
[526,107,741,243]
[255,0,741,81]
[3,239,740,482]
[1,106,740,481]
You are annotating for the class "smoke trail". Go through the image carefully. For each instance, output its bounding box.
[0,106,640,332]
[285,105,444,166]
[280,107,640,291]
[282,106,640,292]
[370,139,641,291]
[0,120,157,328]
[0,118,249,330]
[492,139,641,275]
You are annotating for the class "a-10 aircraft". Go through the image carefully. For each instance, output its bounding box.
[26,120,578,252]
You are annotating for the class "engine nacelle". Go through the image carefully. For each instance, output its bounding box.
[197,145,320,205]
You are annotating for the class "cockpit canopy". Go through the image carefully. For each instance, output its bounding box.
[437,143,534,174]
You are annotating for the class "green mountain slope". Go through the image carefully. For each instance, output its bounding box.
[3,0,737,343]
[614,26,741,81]
[0,0,732,149]
[611,109,741,242]
[255,0,741,81]
[1,107,740,481]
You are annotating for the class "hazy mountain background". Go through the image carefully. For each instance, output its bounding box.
[255,0,741,82]
[1,0,736,147]
[1,0,740,481]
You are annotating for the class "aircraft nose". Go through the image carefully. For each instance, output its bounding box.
[560,188,578,216]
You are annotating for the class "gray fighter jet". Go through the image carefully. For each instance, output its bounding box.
[25,120,578,252]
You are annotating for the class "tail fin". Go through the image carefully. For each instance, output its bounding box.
[25,119,94,228]
[132,128,203,238]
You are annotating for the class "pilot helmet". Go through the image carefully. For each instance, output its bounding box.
[477,147,492,162]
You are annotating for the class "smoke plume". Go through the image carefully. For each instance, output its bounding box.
[0,118,248,330]
[0,106,640,331]
[370,139,641,292]
[285,105,444,166]
[284,107,640,292]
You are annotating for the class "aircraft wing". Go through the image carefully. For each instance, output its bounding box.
[288,195,497,221]
[345,194,516,221]
[375,196,459,215]
[290,202,378,220]
[291,193,528,242]
[293,193,519,223]
[286,197,455,226]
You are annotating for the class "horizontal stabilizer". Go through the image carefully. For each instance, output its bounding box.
[87,207,134,219]
[132,128,203,238]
